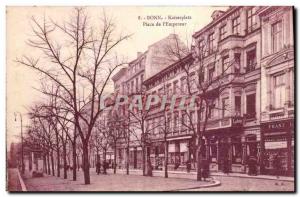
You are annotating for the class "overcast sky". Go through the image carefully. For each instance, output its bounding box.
[6,6,227,148]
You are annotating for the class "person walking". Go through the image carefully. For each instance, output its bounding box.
[186,159,191,173]
[103,160,107,175]
[96,161,101,175]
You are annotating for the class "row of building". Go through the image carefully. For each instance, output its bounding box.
[109,6,294,176]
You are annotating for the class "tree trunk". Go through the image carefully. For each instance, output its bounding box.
[47,153,51,175]
[72,142,77,181]
[142,148,146,176]
[164,141,169,178]
[113,143,117,174]
[196,143,202,181]
[56,134,60,177]
[82,141,90,184]
[126,146,129,175]
[51,151,55,176]
[63,144,67,179]
[43,154,47,173]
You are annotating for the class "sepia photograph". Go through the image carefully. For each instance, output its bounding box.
[6,5,295,192]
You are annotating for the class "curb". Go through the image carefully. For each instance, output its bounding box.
[210,173,295,182]
[170,180,221,191]
[17,169,27,192]
[113,169,294,182]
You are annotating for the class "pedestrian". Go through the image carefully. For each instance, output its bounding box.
[202,159,210,181]
[223,157,230,174]
[186,159,191,173]
[103,160,107,174]
[96,161,101,175]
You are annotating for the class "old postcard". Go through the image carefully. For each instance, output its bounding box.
[6,6,295,192]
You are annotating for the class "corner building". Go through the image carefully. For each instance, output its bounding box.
[143,6,294,175]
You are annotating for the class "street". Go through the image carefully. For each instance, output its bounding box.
[21,169,295,192]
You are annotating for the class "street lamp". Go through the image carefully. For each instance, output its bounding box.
[14,112,24,174]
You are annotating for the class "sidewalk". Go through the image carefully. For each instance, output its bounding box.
[107,168,294,182]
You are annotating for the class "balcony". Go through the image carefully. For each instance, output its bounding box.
[261,105,294,122]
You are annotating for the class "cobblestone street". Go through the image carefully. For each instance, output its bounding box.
[21,168,294,192]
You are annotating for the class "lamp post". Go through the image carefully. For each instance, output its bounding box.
[14,112,24,174]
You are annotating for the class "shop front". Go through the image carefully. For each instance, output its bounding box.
[261,119,294,176]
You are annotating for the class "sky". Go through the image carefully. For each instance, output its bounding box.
[6,6,228,148]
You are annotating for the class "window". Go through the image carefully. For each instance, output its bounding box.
[199,68,205,83]
[234,53,241,73]
[173,113,179,133]
[274,73,285,109]
[208,66,215,82]
[189,73,197,92]
[208,103,215,119]
[222,97,229,117]
[198,39,205,58]
[271,21,283,53]
[136,77,139,92]
[232,16,240,35]
[167,84,172,96]
[158,88,164,96]
[246,7,256,33]
[173,81,179,94]
[208,33,214,54]
[181,113,187,126]
[131,81,134,93]
[222,55,230,74]
[181,78,187,94]
[235,96,241,116]
[232,137,242,164]
[246,48,256,72]
[140,74,144,89]
[219,24,227,40]
[246,94,256,119]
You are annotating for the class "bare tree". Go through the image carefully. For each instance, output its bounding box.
[16,8,131,184]
[164,33,237,181]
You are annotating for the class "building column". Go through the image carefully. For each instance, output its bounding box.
[266,74,272,110]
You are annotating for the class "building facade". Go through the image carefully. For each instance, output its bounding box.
[142,6,294,175]
[110,6,294,176]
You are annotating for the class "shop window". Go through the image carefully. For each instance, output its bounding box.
[246,48,256,72]
[273,73,285,109]
[246,94,256,119]
[232,137,242,164]
[271,20,283,53]
[246,135,257,157]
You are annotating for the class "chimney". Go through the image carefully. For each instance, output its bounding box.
[137,52,142,58]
